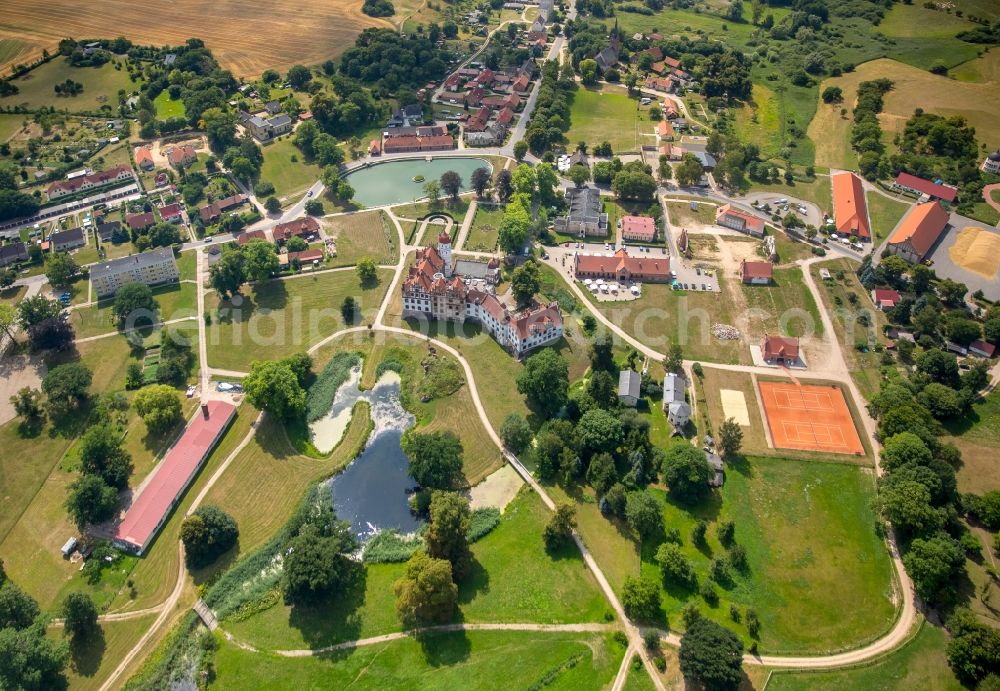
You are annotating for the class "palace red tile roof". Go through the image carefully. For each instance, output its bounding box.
[574,248,670,280]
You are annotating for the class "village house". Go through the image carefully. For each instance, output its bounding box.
[886,200,950,264]
[264,100,282,115]
[657,120,674,141]
[663,372,691,434]
[0,241,28,267]
[465,106,491,132]
[246,114,292,142]
[159,203,183,224]
[236,229,267,245]
[134,146,155,171]
[618,370,642,407]
[280,248,325,266]
[166,144,198,169]
[970,340,997,359]
[871,288,902,311]
[273,216,320,243]
[388,104,423,128]
[761,335,799,365]
[402,231,560,357]
[89,247,179,298]
[465,124,507,147]
[893,172,958,203]
[740,259,773,285]
[574,248,670,283]
[554,187,608,237]
[46,164,134,200]
[50,227,86,252]
[619,215,657,243]
[198,194,248,223]
[126,212,155,232]
[95,220,122,243]
[831,171,871,240]
[716,204,765,237]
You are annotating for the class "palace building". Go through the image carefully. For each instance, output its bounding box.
[401,231,563,357]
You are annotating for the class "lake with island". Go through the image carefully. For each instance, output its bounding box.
[309,362,422,539]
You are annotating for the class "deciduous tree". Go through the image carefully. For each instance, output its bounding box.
[679,618,744,690]
[401,431,464,490]
[181,505,240,569]
[424,491,472,580]
[244,359,306,420]
[133,384,183,435]
[393,551,457,624]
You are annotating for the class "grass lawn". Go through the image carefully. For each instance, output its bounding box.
[311,332,502,483]
[175,250,197,281]
[623,661,658,691]
[153,90,185,119]
[69,282,197,338]
[0,284,27,306]
[665,199,718,228]
[200,406,371,561]
[106,406,258,613]
[205,268,392,371]
[1,58,137,112]
[809,258,889,401]
[740,266,824,340]
[321,210,398,267]
[0,113,26,142]
[258,136,322,200]
[54,613,158,691]
[944,388,1000,494]
[694,368,768,454]
[866,192,911,243]
[227,490,610,650]
[465,203,504,252]
[642,457,895,652]
[566,85,651,154]
[212,629,626,690]
[767,621,960,690]
[810,58,1000,172]
[734,82,816,168]
[393,196,471,222]
[582,279,749,365]
[951,49,1000,84]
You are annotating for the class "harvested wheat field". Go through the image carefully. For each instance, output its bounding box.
[948,227,1000,279]
[0,0,392,77]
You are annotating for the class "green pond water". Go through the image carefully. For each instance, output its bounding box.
[346,157,492,208]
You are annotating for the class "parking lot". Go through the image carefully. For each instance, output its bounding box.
[541,238,720,295]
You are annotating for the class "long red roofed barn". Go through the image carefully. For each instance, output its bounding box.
[886,200,950,264]
[113,402,236,555]
[831,171,871,240]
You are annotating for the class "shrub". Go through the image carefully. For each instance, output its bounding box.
[305,352,360,422]
[363,530,423,563]
[467,507,501,542]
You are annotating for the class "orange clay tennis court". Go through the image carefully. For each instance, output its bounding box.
[758,381,864,455]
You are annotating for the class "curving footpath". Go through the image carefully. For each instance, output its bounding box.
[100,196,924,691]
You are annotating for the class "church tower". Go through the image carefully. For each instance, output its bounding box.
[438,229,453,277]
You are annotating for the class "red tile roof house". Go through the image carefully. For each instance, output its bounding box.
[512,75,531,93]
[198,194,248,223]
[126,211,155,232]
[886,200,950,264]
[282,248,325,265]
[159,203,183,223]
[871,288,902,311]
[619,215,657,242]
[893,172,958,203]
[236,229,268,245]
[47,164,134,200]
[657,120,674,141]
[740,259,773,285]
[490,105,511,127]
[716,204,765,237]
[969,340,997,359]
[166,143,197,169]
[465,106,491,132]
[273,216,320,243]
[113,402,236,555]
[134,146,155,170]
[761,335,799,365]
[574,248,670,282]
